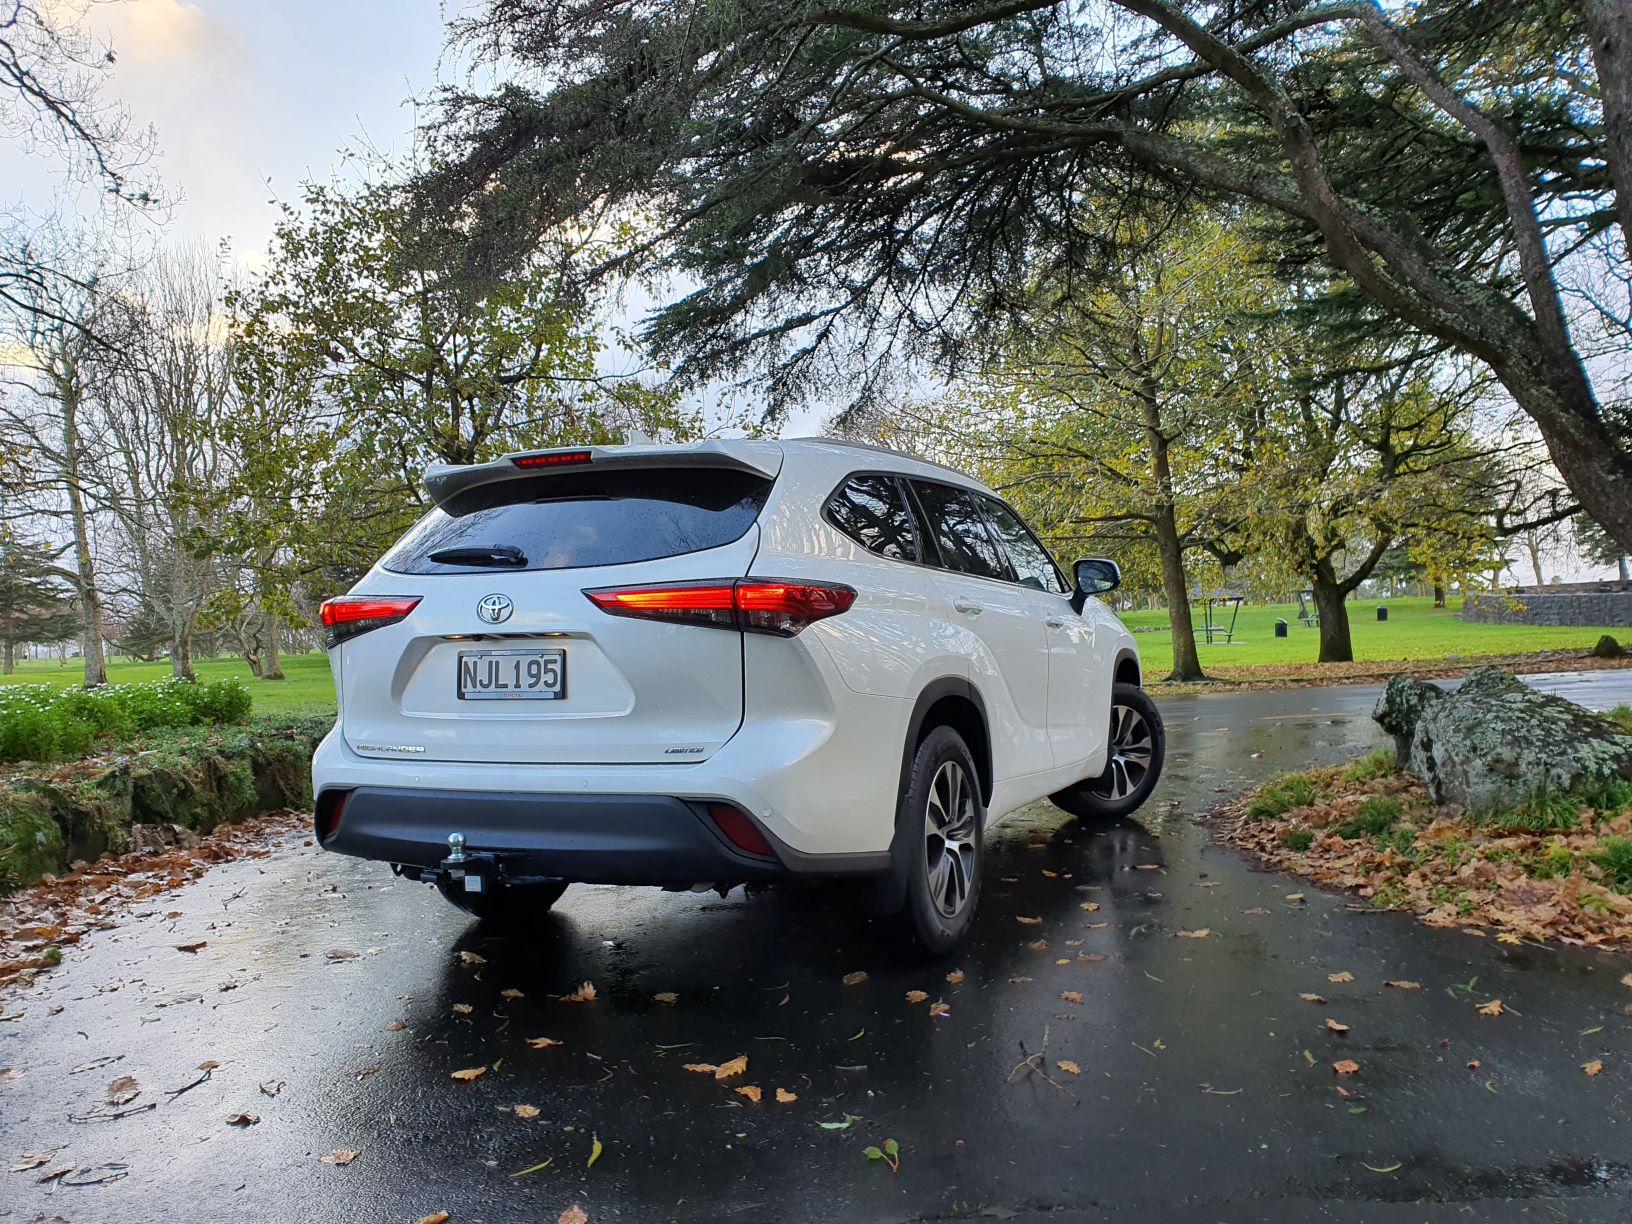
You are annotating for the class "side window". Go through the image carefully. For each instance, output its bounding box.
[981,496,1067,593]
[910,480,1012,581]
[826,475,918,561]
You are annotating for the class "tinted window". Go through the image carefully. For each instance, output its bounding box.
[911,481,1011,581]
[826,475,917,561]
[981,497,1067,593]
[382,467,771,574]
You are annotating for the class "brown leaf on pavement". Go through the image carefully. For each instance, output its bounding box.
[325,949,358,961]
[653,992,678,1004]
[1477,999,1504,1016]
[1080,902,1100,912]
[1057,1060,1081,1075]
[1325,1019,1350,1035]
[1466,1059,1481,1070]
[775,1088,797,1103]
[259,1080,284,1097]
[452,1003,474,1015]
[501,988,525,1000]
[929,1000,950,1018]
[11,1150,58,1172]
[1016,915,1042,925]
[527,1037,563,1049]
[320,1148,360,1165]
[514,1104,540,1118]
[945,969,965,985]
[1299,993,1326,1003]
[226,1113,259,1126]
[37,1163,75,1182]
[734,1085,763,1103]
[458,951,486,966]
[1583,1059,1604,1077]
[450,1066,486,1082]
[842,971,868,986]
[714,1055,748,1080]
[1177,929,1211,939]
[682,1063,717,1073]
[560,1206,589,1224]
[175,941,207,953]
[1333,1059,1360,1075]
[905,990,928,1004]
[560,981,597,1003]
[1621,973,1632,989]
[1061,991,1084,1004]
[1383,980,1422,990]
[385,1019,406,1031]
[1327,971,1354,983]
[1026,939,1050,952]
[417,1214,451,1224]
[105,1074,139,1105]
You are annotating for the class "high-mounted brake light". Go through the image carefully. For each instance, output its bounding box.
[583,579,856,637]
[511,449,592,469]
[318,595,422,647]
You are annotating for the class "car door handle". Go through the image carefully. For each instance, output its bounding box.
[952,597,983,616]
[1044,616,1066,629]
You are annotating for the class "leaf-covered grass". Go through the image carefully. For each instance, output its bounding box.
[0,652,336,716]
[0,679,254,764]
[1122,596,1627,679]
[1222,751,1632,947]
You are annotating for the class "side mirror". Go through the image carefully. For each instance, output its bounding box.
[1071,557,1121,612]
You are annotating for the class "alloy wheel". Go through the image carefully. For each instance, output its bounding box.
[923,760,977,918]
[1091,704,1154,801]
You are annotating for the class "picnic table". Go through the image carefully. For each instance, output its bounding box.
[1193,594,1243,644]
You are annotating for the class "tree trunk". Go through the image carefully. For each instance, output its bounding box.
[1433,581,1446,608]
[264,614,285,680]
[3,641,13,675]
[1139,371,1206,682]
[171,617,196,682]
[1620,555,1630,582]
[1311,576,1353,663]
[1525,537,1545,586]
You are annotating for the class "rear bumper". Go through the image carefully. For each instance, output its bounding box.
[318,784,888,884]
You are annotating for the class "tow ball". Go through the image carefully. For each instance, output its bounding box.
[440,832,490,893]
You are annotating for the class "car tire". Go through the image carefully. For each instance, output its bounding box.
[435,879,569,921]
[895,725,984,956]
[1050,682,1166,820]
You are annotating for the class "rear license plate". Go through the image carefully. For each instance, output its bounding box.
[457,649,566,700]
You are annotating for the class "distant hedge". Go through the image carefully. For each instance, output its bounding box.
[0,679,253,764]
[0,715,332,893]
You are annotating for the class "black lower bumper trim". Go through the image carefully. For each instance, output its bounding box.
[320,786,787,885]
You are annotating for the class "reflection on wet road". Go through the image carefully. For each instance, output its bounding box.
[3,671,1631,1223]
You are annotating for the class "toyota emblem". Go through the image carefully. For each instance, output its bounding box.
[477,593,514,624]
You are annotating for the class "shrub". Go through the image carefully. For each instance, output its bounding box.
[1590,836,1632,894]
[1605,705,1632,734]
[1334,795,1403,840]
[1248,773,1323,820]
[1574,777,1632,816]
[1520,842,1575,880]
[1338,748,1396,784]
[0,679,253,764]
[1279,827,1314,851]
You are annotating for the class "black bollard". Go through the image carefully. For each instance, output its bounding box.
[1377,606,1388,621]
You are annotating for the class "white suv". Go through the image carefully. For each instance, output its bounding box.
[311,438,1164,952]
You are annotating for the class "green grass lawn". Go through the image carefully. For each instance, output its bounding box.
[0,652,337,715]
[1121,595,1626,677]
[0,595,1623,712]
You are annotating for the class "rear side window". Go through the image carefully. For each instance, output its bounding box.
[825,475,918,561]
[381,467,772,574]
[910,480,1012,581]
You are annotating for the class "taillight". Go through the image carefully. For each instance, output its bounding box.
[583,578,856,636]
[511,448,592,469]
[318,595,422,647]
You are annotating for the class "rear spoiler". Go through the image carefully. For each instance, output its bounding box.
[422,441,784,509]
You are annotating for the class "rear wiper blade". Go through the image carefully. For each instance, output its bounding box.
[428,545,527,567]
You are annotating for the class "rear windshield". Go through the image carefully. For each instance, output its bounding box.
[381,467,773,574]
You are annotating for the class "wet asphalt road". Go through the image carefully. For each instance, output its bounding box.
[4,671,1632,1224]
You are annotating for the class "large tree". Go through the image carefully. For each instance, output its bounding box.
[0,532,76,673]
[422,0,1632,552]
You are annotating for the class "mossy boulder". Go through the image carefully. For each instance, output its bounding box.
[0,795,67,889]
[1373,675,1446,769]
[1393,667,1632,813]
[1593,634,1626,659]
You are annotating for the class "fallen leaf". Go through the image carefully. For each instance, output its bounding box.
[1583,1059,1604,1077]
[561,981,597,1003]
[1333,1059,1360,1075]
[714,1055,748,1080]
[512,1159,554,1177]
[386,1019,406,1032]
[197,1060,220,1071]
[775,1088,797,1103]
[453,1003,474,1015]
[735,1085,763,1103]
[1061,991,1084,1004]
[321,1149,360,1166]
[1016,915,1042,925]
[682,1063,717,1074]
[945,969,965,986]
[1299,993,1327,1004]
[1064,938,1083,947]
[515,1104,541,1119]
[1078,952,1107,964]
[1080,902,1100,912]
[1496,933,1522,945]
[175,941,207,953]
[501,988,525,1000]
[1055,957,1071,966]
[1027,939,1050,952]
[1621,973,1632,989]
[1477,999,1504,1017]
[1041,868,1058,877]
[1057,1060,1081,1075]
[325,949,358,961]
[1325,1018,1350,1035]
[842,971,868,986]
[38,1163,75,1182]
[450,1066,487,1082]
[417,1214,451,1224]
[1328,971,1354,983]
[587,1134,603,1168]
[653,992,678,1005]
[929,1001,951,1018]
[260,1080,284,1097]
[905,990,928,1004]
[106,1074,140,1105]
[1362,1162,1403,1174]
[528,1037,563,1050]
[226,1113,259,1126]
[11,1149,58,1172]
[1466,1059,1481,1070]
[1285,892,1305,902]
[1177,929,1211,939]
[1383,980,1422,990]
[560,1207,589,1224]
[458,951,486,965]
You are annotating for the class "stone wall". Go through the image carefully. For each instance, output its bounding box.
[1461,584,1632,627]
